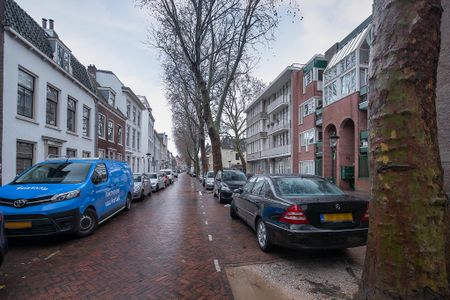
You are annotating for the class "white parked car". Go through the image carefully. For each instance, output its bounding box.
[132,173,152,200]
[204,171,215,190]
[149,173,165,191]
[160,169,174,184]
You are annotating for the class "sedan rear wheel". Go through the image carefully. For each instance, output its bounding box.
[230,200,239,220]
[256,219,272,252]
[218,191,223,204]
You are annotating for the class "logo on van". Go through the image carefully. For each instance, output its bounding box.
[14,199,28,208]
[16,186,49,191]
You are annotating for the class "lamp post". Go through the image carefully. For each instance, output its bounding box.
[329,133,339,184]
[146,153,151,173]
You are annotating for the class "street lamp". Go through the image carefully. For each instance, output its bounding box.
[329,133,339,184]
[146,153,151,173]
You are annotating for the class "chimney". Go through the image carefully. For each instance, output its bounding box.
[42,18,47,29]
[87,65,97,79]
[49,19,54,30]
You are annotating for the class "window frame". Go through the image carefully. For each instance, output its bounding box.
[98,113,106,139]
[16,140,34,175]
[67,97,77,132]
[82,106,90,137]
[17,69,35,119]
[107,119,114,142]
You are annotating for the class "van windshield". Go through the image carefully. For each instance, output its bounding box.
[207,172,214,178]
[13,162,92,184]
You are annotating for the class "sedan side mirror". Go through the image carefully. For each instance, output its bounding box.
[234,188,243,194]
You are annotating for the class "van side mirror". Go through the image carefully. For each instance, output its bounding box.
[92,173,101,185]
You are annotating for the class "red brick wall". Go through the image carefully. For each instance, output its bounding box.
[97,103,126,158]
[291,70,323,174]
[322,92,369,191]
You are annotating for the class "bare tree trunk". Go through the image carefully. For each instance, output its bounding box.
[233,134,246,172]
[199,122,208,175]
[357,1,449,299]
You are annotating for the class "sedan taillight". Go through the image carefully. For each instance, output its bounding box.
[280,205,309,224]
[361,205,369,223]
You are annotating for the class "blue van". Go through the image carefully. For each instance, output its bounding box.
[0,158,133,237]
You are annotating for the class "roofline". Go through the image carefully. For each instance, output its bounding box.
[122,86,146,110]
[4,26,98,100]
[245,64,303,113]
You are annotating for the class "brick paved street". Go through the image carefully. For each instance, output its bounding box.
[0,174,365,299]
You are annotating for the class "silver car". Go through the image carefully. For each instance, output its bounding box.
[132,173,152,200]
[204,171,215,190]
[149,173,165,191]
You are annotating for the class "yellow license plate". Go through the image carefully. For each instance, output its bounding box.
[5,221,32,229]
[320,213,353,222]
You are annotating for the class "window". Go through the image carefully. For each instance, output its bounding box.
[116,153,122,161]
[132,157,136,171]
[132,106,137,124]
[252,177,265,195]
[300,129,316,151]
[137,112,141,127]
[126,125,130,146]
[235,153,239,160]
[340,52,356,73]
[137,132,140,151]
[318,69,324,81]
[108,151,114,159]
[107,120,114,141]
[302,98,316,118]
[48,145,59,158]
[360,68,369,88]
[46,85,58,126]
[324,81,338,105]
[66,148,77,158]
[98,149,105,158]
[137,157,140,172]
[16,141,34,175]
[341,69,357,96]
[67,98,77,132]
[126,101,131,118]
[117,126,123,145]
[300,160,315,175]
[93,163,108,183]
[82,151,91,158]
[303,69,313,88]
[108,92,115,107]
[82,106,90,137]
[243,177,257,193]
[17,69,34,118]
[57,44,70,72]
[98,114,106,138]
[132,129,136,149]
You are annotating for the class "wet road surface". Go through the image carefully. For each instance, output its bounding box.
[0,173,365,299]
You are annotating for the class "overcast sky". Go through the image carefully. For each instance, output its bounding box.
[15,0,372,155]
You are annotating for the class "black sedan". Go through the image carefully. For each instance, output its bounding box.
[230,174,369,251]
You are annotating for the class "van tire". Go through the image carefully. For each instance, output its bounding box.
[125,194,132,211]
[76,208,98,237]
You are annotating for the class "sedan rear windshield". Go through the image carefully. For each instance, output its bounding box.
[13,162,92,184]
[149,174,158,179]
[222,171,246,181]
[273,177,344,196]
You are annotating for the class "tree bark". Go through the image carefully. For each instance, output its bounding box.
[357,1,449,299]
[199,122,208,175]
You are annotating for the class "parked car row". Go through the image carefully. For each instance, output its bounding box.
[201,170,369,253]
[0,159,176,239]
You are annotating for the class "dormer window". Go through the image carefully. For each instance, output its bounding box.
[108,92,115,107]
[57,44,70,72]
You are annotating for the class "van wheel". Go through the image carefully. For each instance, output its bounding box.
[156,184,159,191]
[125,194,132,211]
[76,208,98,237]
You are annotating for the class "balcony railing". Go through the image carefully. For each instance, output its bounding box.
[261,144,290,158]
[267,96,289,114]
[246,131,268,144]
[247,152,261,161]
[247,111,268,125]
[268,122,289,135]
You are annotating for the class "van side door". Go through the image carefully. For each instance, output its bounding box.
[91,163,114,218]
